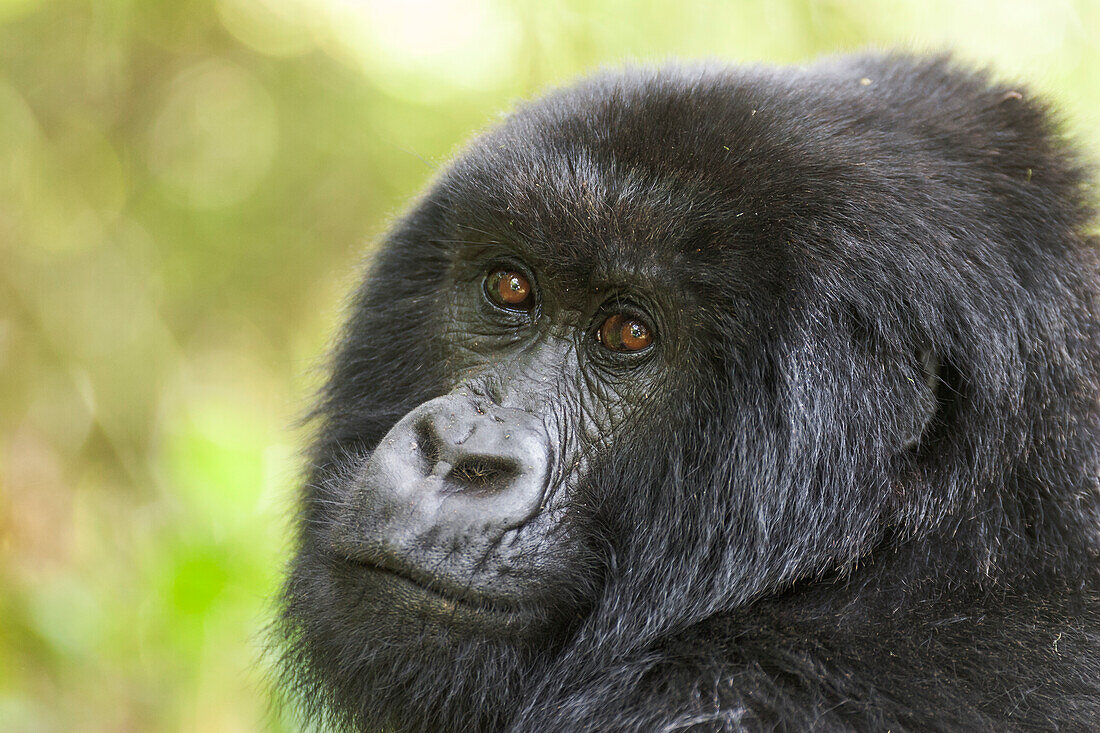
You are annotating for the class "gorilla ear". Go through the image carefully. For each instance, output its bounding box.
[901,348,941,451]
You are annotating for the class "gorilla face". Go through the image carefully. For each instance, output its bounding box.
[280,56,1100,733]
[328,232,680,635]
[296,156,714,644]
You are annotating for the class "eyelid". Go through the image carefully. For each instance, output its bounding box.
[598,298,656,328]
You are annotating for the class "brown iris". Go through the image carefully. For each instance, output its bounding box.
[485,269,532,309]
[598,313,654,352]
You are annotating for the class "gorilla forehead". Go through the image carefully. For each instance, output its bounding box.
[436,64,950,306]
[436,68,838,284]
[440,59,1059,287]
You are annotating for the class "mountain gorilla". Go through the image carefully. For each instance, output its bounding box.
[278,54,1100,731]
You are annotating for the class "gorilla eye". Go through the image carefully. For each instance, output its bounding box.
[485,269,533,309]
[598,313,654,352]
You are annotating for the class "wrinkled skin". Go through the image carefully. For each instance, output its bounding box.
[279,54,1100,732]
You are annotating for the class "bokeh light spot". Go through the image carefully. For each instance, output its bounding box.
[317,0,522,100]
[215,0,317,57]
[146,61,278,208]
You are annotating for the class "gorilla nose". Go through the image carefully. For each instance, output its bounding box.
[356,393,552,533]
[414,408,526,495]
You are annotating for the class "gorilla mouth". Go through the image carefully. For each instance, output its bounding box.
[348,557,530,618]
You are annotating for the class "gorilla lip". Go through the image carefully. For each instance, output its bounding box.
[347,556,529,618]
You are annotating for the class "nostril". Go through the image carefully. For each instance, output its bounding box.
[413,418,443,472]
[447,456,517,493]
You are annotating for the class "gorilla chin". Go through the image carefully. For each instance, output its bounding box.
[279,53,1100,733]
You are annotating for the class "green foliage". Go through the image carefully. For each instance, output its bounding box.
[0,0,1096,729]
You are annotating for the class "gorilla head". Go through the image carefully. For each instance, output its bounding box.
[279,55,1100,732]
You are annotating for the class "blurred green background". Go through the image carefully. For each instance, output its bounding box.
[0,0,1097,730]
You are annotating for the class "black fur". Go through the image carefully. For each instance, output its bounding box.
[279,54,1100,731]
